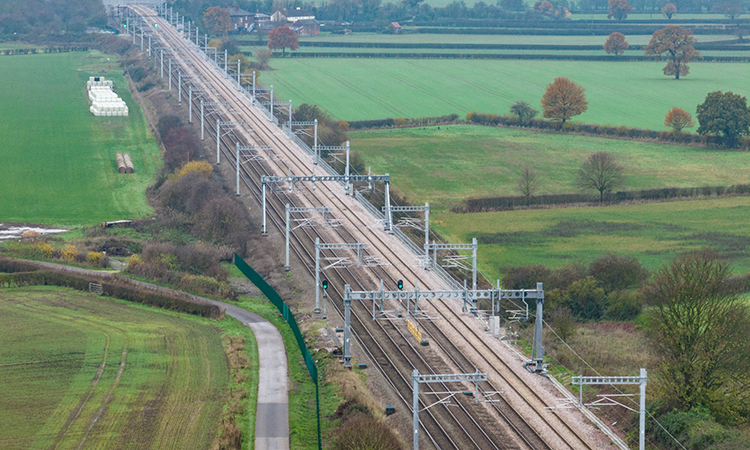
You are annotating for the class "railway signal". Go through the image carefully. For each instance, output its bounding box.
[322,280,328,290]
[397,280,403,290]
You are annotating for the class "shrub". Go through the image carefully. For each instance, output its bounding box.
[157,171,222,214]
[604,290,643,321]
[61,244,77,261]
[36,242,55,258]
[173,160,213,180]
[549,306,577,341]
[333,414,402,450]
[588,253,649,293]
[502,265,551,290]
[126,254,143,270]
[87,251,104,265]
[394,118,407,126]
[564,276,606,321]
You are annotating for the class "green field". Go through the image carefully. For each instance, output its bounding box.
[348,125,750,278]
[0,51,161,225]
[0,286,231,450]
[433,196,750,280]
[261,58,750,129]
[290,32,735,45]
[351,125,750,210]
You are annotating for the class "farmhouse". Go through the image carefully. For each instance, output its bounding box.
[228,6,253,33]
[286,7,315,22]
[389,22,401,34]
[292,19,320,36]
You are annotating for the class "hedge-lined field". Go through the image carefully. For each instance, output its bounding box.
[262,59,750,128]
[433,196,750,280]
[288,32,733,45]
[0,286,229,450]
[350,125,750,210]
[0,51,161,224]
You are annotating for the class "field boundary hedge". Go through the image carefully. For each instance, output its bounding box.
[296,40,746,51]
[285,52,750,61]
[411,26,735,35]
[453,183,750,213]
[0,257,224,318]
[0,46,89,56]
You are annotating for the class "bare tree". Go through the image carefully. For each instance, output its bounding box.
[576,152,624,203]
[516,167,539,206]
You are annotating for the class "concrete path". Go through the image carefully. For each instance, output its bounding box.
[7,258,290,450]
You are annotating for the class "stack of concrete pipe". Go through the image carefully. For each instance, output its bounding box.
[116,153,135,173]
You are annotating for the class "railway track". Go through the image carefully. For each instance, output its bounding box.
[130,7,598,449]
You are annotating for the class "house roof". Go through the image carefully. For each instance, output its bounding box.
[227,6,252,16]
[270,11,287,21]
[287,8,314,18]
[293,19,319,25]
[390,22,401,28]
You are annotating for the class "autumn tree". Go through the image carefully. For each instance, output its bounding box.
[268,26,299,57]
[254,48,273,67]
[607,0,632,20]
[644,251,750,420]
[509,101,538,124]
[576,152,624,203]
[541,77,588,124]
[696,91,750,148]
[203,6,230,36]
[603,32,629,56]
[644,26,700,80]
[664,107,695,134]
[712,1,743,19]
[662,3,677,19]
[516,167,539,206]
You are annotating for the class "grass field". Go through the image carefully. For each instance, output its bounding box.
[0,286,230,450]
[434,196,750,279]
[348,125,750,278]
[288,32,735,45]
[351,125,750,210]
[261,58,750,129]
[0,51,161,225]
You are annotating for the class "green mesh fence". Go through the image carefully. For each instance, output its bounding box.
[234,254,321,450]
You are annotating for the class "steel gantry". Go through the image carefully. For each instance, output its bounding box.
[315,238,367,314]
[260,173,392,235]
[572,369,647,450]
[343,283,545,368]
[284,205,334,271]
[383,203,430,256]
[411,370,487,450]
[424,239,478,290]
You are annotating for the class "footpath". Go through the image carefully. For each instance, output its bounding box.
[8,258,290,450]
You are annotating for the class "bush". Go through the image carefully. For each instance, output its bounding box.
[588,253,649,293]
[653,406,750,450]
[333,414,402,450]
[36,242,55,258]
[173,160,213,180]
[564,276,606,321]
[87,251,104,265]
[61,244,77,261]
[604,290,643,321]
[502,265,551,290]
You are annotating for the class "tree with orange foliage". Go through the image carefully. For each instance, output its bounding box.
[603,32,629,56]
[664,107,695,134]
[541,77,588,124]
[608,0,632,20]
[662,3,677,19]
[268,26,299,57]
[644,25,700,80]
[203,7,230,36]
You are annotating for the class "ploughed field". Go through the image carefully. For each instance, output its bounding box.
[0,286,228,450]
[0,51,161,224]
[349,126,750,277]
[260,58,750,129]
